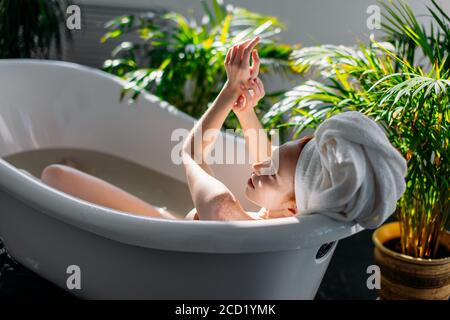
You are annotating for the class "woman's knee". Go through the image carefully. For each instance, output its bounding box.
[41,164,70,186]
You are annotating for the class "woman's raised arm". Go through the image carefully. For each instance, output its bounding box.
[181,37,264,221]
[234,76,272,164]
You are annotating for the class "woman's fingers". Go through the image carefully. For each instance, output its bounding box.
[226,37,261,93]
[230,46,239,64]
[232,39,250,65]
[255,77,265,96]
[234,94,245,109]
[228,37,260,67]
[250,50,260,79]
[232,44,242,65]
[250,79,260,97]
[244,80,257,108]
[241,37,260,66]
[225,47,232,65]
[246,79,256,96]
[235,82,253,110]
[245,77,264,101]
[243,88,253,109]
[234,77,264,112]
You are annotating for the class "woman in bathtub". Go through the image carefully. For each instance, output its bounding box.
[38,36,303,221]
[179,36,308,221]
[38,36,407,227]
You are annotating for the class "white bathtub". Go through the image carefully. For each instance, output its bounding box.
[0,60,363,299]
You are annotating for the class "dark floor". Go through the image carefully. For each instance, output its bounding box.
[0,229,378,300]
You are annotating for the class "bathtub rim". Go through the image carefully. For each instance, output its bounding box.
[0,59,364,254]
[0,157,364,254]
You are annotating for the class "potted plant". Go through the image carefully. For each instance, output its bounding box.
[0,0,70,59]
[101,0,300,129]
[264,0,449,299]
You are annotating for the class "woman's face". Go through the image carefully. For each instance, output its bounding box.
[245,136,312,211]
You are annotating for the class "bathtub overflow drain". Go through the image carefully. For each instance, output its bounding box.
[315,242,336,260]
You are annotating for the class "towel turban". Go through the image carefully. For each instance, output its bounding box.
[294,111,407,229]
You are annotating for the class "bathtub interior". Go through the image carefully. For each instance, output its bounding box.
[0,60,364,257]
[0,60,257,212]
[3,148,198,217]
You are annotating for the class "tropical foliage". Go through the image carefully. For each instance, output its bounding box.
[102,0,299,128]
[265,0,449,258]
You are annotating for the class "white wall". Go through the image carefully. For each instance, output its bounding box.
[78,0,450,46]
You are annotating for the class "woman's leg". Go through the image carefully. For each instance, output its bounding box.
[40,164,179,219]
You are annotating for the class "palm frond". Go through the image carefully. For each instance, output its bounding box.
[273,0,449,258]
[102,0,301,128]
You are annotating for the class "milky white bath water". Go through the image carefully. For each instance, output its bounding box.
[3,148,193,218]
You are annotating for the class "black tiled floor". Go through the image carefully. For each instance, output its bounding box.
[316,229,378,300]
[0,229,377,300]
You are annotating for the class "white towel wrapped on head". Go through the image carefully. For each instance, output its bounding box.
[294,111,407,229]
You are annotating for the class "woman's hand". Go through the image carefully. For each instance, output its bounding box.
[233,77,265,115]
[224,36,260,93]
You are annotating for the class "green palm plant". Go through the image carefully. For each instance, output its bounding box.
[101,0,299,128]
[265,0,449,259]
[0,0,70,58]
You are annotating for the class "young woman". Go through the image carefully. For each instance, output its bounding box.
[37,36,311,221]
[181,36,312,221]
